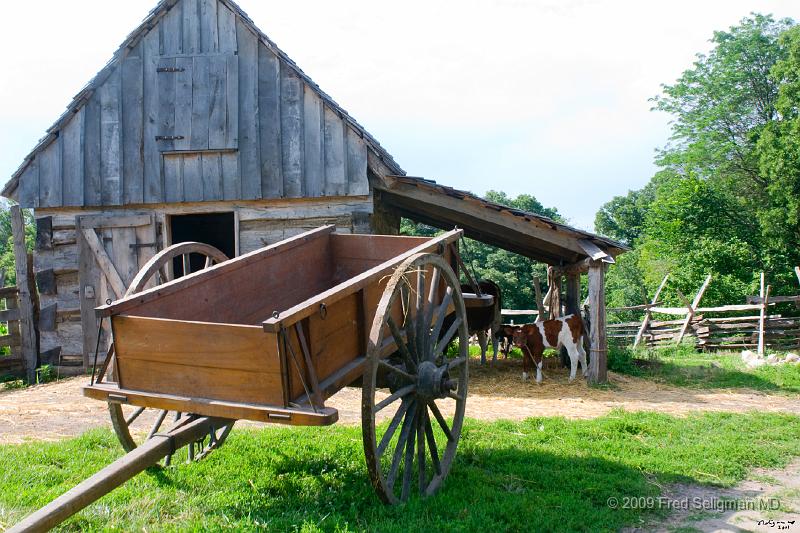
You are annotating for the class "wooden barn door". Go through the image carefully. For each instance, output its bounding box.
[77,214,159,366]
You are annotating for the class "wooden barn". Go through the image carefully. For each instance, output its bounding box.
[2,0,626,381]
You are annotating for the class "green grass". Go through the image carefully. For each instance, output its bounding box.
[2,410,800,532]
[609,343,800,393]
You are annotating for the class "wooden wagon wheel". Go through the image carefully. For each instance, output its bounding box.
[362,252,469,504]
[106,242,235,463]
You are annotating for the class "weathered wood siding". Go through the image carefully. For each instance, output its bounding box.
[17,0,370,209]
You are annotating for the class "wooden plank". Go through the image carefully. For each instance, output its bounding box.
[83,91,102,206]
[221,152,239,200]
[303,87,324,197]
[281,65,304,198]
[0,308,20,322]
[532,276,546,317]
[36,269,57,295]
[747,295,800,304]
[676,274,711,343]
[258,44,282,198]
[99,67,122,205]
[190,55,211,150]
[346,127,368,196]
[323,106,346,196]
[142,29,162,202]
[99,225,336,317]
[577,239,614,263]
[183,154,203,201]
[173,57,193,151]
[11,206,38,383]
[208,55,228,149]
[758,273,770,355]
[182,0,200,54]
[79,214,152,229]
[114,317,281,405]
[587,261,607,384]
[83,383,337,425]
[17,159,39,208]
[111,226,139,286]
[164,154,184,203]
[39,303,57,332]
[225,51,239,151]
[122,54,145,204]
[201,153,222,200]
[78,219,99,368]
[159,2,183,55]
[796,266,800,286]
[198,0,218,53]
[81,228,126,299]
[61,107,84,206]
[217,4,237,53]
[38,135,62,207]
[237,21,261,199]
[36,216,53,251]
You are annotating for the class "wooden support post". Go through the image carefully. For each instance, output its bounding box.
[758,273,771,355]
[11,206,38,383]
[587,260,607,384]
[532,275,545,320]
[676,274,711,344]
[634,273,669,349]
[546,266,562,320]
[795,266,799,286]
[561,273,581,367]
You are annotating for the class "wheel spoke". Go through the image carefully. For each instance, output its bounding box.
[387,317,417,371]
[374,384,416,414]
[387,405,416,490]
[446,391,464,402]
[401,410,417,501]
[204,256,213,268]
[424,411,442,475]
[429,288,453,350]
[423,267,441,355]
[379,359,415,382]
[415,270,426,359]
[124,406,146,426]
[378,399,413,457]
[417,409,426,494]
[428,401,454,442]
[434,317,462,358]
[447,356,467,370]
[147,409,169,440]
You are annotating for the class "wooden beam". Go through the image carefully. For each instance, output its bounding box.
[532,276,546,317]
[81,228,127,300]
[758,274,771,356]
[633,273,668,349]
[11,206,38,383]
[577,239,614,264]
[587,261,607,383]
[676,274,712,344]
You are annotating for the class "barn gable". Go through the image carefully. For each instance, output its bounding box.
[4,0,403,208]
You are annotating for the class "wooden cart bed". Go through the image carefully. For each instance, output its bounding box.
[84,226,461,426]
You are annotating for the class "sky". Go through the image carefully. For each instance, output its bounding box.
[1,1,798,230]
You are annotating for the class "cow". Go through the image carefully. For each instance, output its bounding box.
[494,324,515,359]
[461,280,502,365]
[512,314,588,383]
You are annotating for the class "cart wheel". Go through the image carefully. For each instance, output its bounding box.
[362,252,469,504]
[105,242,235,462]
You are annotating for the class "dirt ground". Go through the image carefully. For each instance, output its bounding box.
[3,357,800,444]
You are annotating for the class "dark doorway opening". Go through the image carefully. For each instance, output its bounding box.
[169,212,235,276]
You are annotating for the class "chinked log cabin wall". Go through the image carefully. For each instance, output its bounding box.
[33,197,375,371]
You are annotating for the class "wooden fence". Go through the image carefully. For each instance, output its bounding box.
[608,314,800,351]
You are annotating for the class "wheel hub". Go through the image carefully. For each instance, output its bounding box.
[416,361,455,399]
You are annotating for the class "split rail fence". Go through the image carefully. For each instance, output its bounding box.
[608,269,800,353]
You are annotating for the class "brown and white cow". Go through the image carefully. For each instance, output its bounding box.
[512,314,588,383]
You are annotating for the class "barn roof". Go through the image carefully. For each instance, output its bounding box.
[1,0,403,200]
[374,175,629,266]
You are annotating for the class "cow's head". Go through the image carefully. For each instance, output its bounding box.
[512,326,528,348]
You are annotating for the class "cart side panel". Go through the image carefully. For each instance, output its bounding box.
[113,316,284,405]
[116,233,335,326]
[330,234,431,283]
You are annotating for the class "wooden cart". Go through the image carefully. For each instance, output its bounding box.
[12,226,483,532]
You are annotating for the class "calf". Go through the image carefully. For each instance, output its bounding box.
[512,314,588,383]
[494,324,515,359]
